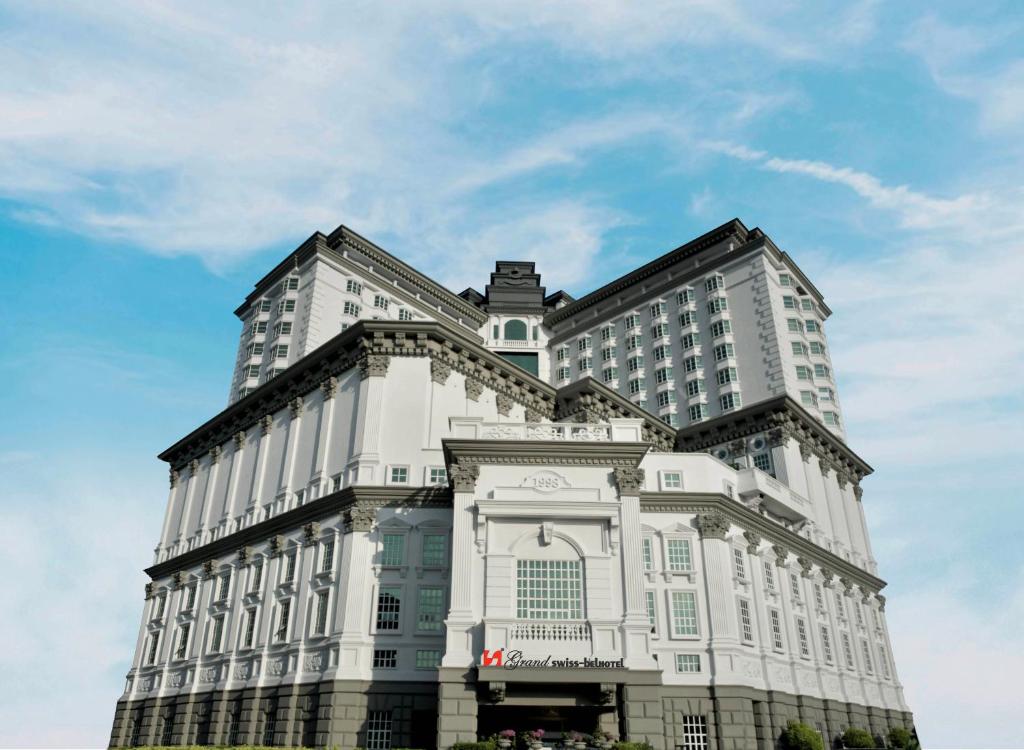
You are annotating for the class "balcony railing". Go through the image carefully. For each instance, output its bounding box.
[511,621,592,642]
[451,417,646,443]
[736,467,810,522]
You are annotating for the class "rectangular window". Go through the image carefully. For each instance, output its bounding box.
[705,275,725,292]
[244,608,257,648]
[800,390,816,407]
[154,593,166,619]
[373,649,398,669]
[284,552,297,584]
[577,335,592,351]
[600,325,615,341]
[398,308,413,321]
[286,277,299,291]
[801,298,814,311]
[676,288,694,305]
[346,279,362,295]
[685,378,705,396]
[218,572,231,601]
[769,608,784,650]
[821,625,833,663]
[147,633,160,665]
[667,539,692,571]
[373,295,389,310]
[557,366,571,380]
[779,273,792,286]
[879,644,891,678]
[417,587,445,631]
[426,466,447,485]
[343,301,361,316]
[626,334,643,350]
[796,365,812,380]
[416,649,441,669]
[366,710,392,750]
[601,346,615,362]
[650,301,668,318]
[176,623,190,659]
[281,299,296,313]
[842,632,855,669]
[763,561,776,590]
[652,323,670,340]
[805,320,819,333]
[791,341,807,356]
[710,320,732,337]
[321,539,335,574]
[681,715,709,750]
[556,346,569,362]
[706,298,728,315]
[676,654,701,673]
[679,310,696,327]
[835,592,846,619]
[796,617,810,657]
[818,387,834,402]
[578,356,593,371]
[422,534,447,567]
[814,364,830,378]
[314,591,330,634]
[733,548,746,580]
[683,355,703,373]
[627,356,644,373]
[855,601,865,629]
[646,590,657,633]
[671,591,698,636]
[716,366,738,385]
[382,534,404,567]
[276,600,291,641]
[376,586,402,631]
[642,537,654,570]
[681,332,699,349]
[275,344,289,359]
[250,562,263,593]
[389,466,408,484]
[656,390,676,407]
[861,639,874,673]
[653,344,671,362]
[276,321,293,336]
[255,320,268,334]
[738,598,753,642]
[790,572,801,600]
[262,711,276,747]
[516,560,582,620]
[260,299,273,312]
[783,295,796,309]
[823,411,840,426]
[688,403,708,422]
[662,471,682,489]
[809,340,825,355]
[245,364,260,379]
[294,488,305,506]
[656,367,674,385]
[713,343,735,361]
[211,615,224,652]
[602,367,618,383]
[787,318,803,332]
[814,584,824,610]
[752,453,771,473]
[624,314,641,329]
[720,392,741,411]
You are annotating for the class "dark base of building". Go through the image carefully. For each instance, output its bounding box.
[109,676,915,749]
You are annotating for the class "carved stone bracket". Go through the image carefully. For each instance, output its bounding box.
[599,684,616,705]
[820,568,835,588]
[743,530,762,553]
[209,445,221,465]
[840,576,854,593]
[260,415,274,436]
[612,467,645,495]
[767,428,786,447]
[837,471,850,490]
[233,431,246,450]
[344,505,376,533]
[799,442,812,462]
[496,393,513,416]
[321,376,338,400]
[189,458,200,476]
[772,544,789,565]
[797,556,813,578]
[169,468,180,489]
[525,408,545,424]
[237,546,252,564]
[696,511,730,539]
[268,534,285,557]
[359,353,390,379]
[876,594,886,611]
[430,357,451,385]
[853,484,864,502]
[202,559,216,578]
[449,462,480,492]
[171,571,184,589]
[144,582,154,600]
[465,378,484,402]
[303,522,321,545]
[289,397,304,419]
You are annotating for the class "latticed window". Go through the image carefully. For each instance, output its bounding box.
[671,591,698,636]
[176,623,190,659]
[315,591,329,634]
[738,599,753,642]
[218,572,231,601]
[416,649,441,668]
[753,453,771,473]
[381,534,404,566]
[376,587,402,631]
[321,539,335,573]
[250,561,263,592]
[373,649,398,668]
[146,633,160,665]
[210,615,224,652]
[244,608,257,647]
[646,591,657,633]
[366,710,393,750]
[820,625,833,663]
[276,600,291,641]
[667,539,692,571]
[262,710,276,746]
[417,587,445,631]
[676,654,701,673]
[422,534,447,567]
[733,548,746,580]
[763,561,775,590]
[842,632,855,669]
[284,552,297,583]
[161,712,175,745]
[769,608,784,650]
[796,617,810,657]
[680,715,709,750]
[516,560,582,620]
[861,639,874,673]
[642,537,654,570]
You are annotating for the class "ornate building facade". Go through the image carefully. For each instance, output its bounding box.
[109,219,914,749]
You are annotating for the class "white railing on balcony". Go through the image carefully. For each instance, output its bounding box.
[491,339,535,349]
[480,423,611,441]
[736,467,810,522]
[511,621,592,642]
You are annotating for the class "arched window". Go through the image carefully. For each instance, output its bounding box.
[503,319,527,340]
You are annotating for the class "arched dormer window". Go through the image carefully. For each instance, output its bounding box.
[510,531,585,620]
[503,319,527,341]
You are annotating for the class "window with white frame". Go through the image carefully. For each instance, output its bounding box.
[373,295,389,310]
[250,561,263,593]
[284,551,297,584]
[600,325,615,341]
[835,591,846,619]
[381,534,404,567]
[683,355,702,373]
[417,587,445,631]
[601,346,615,362]
[557,366,571,381]
[809,340,825,355]
[878,644,891,678]
[662,471,682,490]
[733,548,746,580]
[738,598,754,642]
[752,453,771,473]
[343,301,361,316]
[763,560,776,590]
[688,404,708,421]
[680,715,709,750]
[823,411,840,426]
[656,390,676,407]
[713,343,735,361]
[667,538,693,571]
[707,298,728,315]
[814,363,830,379]
[422,534,447,568]
[320,539,335,574]
[578,356,592,371]
[210,615,224,652]
[783,295,796,309]
[818,387,834,402]
[260,299,273,312]
[217,571,231,601]
[681,331,699,349]
[656,367,674,385]
[626,333,643,350]
[842,632,855,669]
[627,378,644,396]
[577,335,592,351]
[796,365,812,380]
[398,308,413,321]
[375,586,402,631]
[791,341,808,356]
[516,560,582,620]
[280,299,296,313]
[676,654,701,673]
[243,608,257,648]
[314,591,330,634]
[676,288,694,305]
[652,324,670,340]
[801,298,814,311]
[805,320,820,332]
[717,367,738,385]
[650,301,668,318]
[346,279,362,295]
[679,310,697,327]
[796,617,810,657]
[705,275,725,293]
[642,537,655,570]
[720,392,742,411]
[147,633,160,665]
[276,599,291,641]
[602,367,618,383]
[710,319,732,337]
[416,649,441,669]
[646,590,657,633]
[274,343,289,359]
[176,623,190,659]
[373,648,398,669]
[779,273,792,287]
[627,356,644,373]
[624,313,641,329]
[861,639,874,673]
[671,591,699,636]
[790,572,801,600]
[294,488,306,506]
[800,390,816,407]
[787,318,803,332]
[366,710,392,750]
[154,592,166,619]
[769,608,784,650]
[820,625,833,663]
[653,344,671,362]
[389,466,408,484]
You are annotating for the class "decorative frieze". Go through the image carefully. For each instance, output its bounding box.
[743,530,761,553]
[696,511,730,539]
[449,463,480,492]
[525,408,545,424]
[612,467,645,495]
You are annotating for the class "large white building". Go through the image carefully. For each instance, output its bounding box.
[109,219,914,750]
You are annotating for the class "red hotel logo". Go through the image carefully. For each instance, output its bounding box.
[481,649,504,666]
[480,648,624,670]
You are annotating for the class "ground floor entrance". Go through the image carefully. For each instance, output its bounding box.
[478,705,614,738]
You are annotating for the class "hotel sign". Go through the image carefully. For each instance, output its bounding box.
[481,649,625,670]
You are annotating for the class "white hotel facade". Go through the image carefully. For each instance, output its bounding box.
[109,219,915,749]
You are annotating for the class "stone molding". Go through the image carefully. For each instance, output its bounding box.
[612,467,645,495]
[359,353,390,379]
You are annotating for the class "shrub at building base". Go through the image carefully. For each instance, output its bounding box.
[452,742,496,750]
[888,727,920,749]
[780,720,824,750]
[841,727,876,748]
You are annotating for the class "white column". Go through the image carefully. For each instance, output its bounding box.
[349,355,388,484]
[251,415,274,517]
[221,432,247,528]
[312,378,338,492]
[175,459,202,542]
[441,463,479,667]
[279,397,305,503]
[614,468,658,669]
[695,511,740,647]
[199,447,223,534]
[336,506,375,678]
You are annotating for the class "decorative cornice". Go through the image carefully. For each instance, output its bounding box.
[443,439,649,471]
[695,511,731,539]
[743,530,761,553]
[554,377,676,452]
[612,467,645,495]
[448,462,480,493]
[675,395,872,481]
[639,492,886,593]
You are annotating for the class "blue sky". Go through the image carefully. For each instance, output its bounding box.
[1,1,1023,747]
